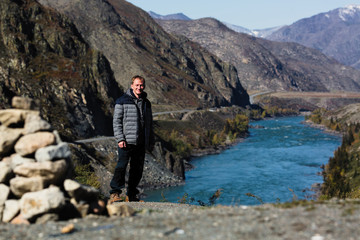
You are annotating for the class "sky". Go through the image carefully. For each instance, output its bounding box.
[125,0,360,29]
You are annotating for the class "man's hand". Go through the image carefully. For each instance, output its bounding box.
[118,141,126,148]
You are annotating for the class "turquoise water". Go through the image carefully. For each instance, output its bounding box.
[144,116,342,205]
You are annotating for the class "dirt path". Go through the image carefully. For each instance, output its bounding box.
[268,91,360,99]
[2,200,360,239]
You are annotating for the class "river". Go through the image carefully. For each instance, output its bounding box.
[144,116,342,205]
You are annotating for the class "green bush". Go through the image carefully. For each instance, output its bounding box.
[224,114,249,136]
[74,164,101,189]
[169,130,193,158]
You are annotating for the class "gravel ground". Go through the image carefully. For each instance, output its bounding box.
[1,200,360,240]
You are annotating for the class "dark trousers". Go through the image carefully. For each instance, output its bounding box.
[109,144,145,196]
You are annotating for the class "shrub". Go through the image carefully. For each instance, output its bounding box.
[74,164,101,189]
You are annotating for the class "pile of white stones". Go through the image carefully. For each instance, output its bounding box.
[0,97,110,224]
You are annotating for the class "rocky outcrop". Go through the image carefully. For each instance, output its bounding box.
[73,138,185,196]
[0,0,122,140]
[0,97,113,223]
[37,0,250,110]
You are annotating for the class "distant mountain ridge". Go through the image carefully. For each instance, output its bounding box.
[267,4,360,69]
[151,7,360,70]
[149,11,281,38]
[148,11,191,21]
[156,17,360,92]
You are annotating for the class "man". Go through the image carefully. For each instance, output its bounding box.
[109,75,154,203]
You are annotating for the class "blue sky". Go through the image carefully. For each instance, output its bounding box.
[126,0,360,29]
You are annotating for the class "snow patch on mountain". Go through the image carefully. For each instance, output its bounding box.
[338,4,360,21]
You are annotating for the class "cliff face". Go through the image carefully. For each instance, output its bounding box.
[0,0,122,140]
[156,18,360,92]
[37,0,249,110]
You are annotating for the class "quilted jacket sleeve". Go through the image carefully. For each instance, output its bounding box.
[113,103,125,143]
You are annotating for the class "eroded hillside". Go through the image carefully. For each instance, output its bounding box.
[0,0,122,140]
[38,0,250,111]
[156,18,360,92]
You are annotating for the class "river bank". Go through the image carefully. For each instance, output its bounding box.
[144,116,342,205]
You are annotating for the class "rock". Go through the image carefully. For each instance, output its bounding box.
[2,199,20,223]
[106,203,135,217]
[10,213,30,225]
[35,142,70,162]
[11,96,39,110]
[13,159,68,185]
[89,200,106,215]
[0,109,39,127]
[0,184,10,206]
[1,155,12,164]
[0,205,3,222]
[64,179,99,202]
[35,213,59,224]
[24,114,52,134]
[10,176,47,198]
[70,198,89,218]
[20,186,66,220]
[52,130,63,143]
[0,126,24,157]
[14,132,56,156]
[10,154,35,169]
[0,162,13,183]
[61,223,75,234]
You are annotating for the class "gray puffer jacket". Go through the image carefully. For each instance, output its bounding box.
[113,89,154,150]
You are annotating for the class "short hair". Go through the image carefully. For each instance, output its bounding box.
[131,75,145,84]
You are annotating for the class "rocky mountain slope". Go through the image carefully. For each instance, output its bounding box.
[0,0,253,201]
[156,18,360,92]
[38,0,250,111]
[0,0,122,140]
[267,5,360,70]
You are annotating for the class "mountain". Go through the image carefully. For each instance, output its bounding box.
[0,0,122,140]
[148,11,281,38]
[38,0,249,111]
[156,17,360,92]
[148,11,191,21]
[223,23,284,38]
[267,5,360,69]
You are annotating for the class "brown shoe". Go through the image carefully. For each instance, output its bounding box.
[127,195,144,202]
[109,193,125,204]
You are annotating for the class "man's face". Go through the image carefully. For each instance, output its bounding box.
[131,78,145,98]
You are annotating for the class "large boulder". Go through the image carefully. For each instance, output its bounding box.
[24,114,52,134]
[0,109,39,127]
[10,176,47,198]
[64,179,99,202]
[0,162,13,183]
[0,126,24,157]
[2,200,19,223]
[14,132,56,156]
[0,184,10,206]
[20,186,66,220]
[9,154,35,170]
[35,143,70,162]
[13,159,68,184]
[11,96,39,110]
